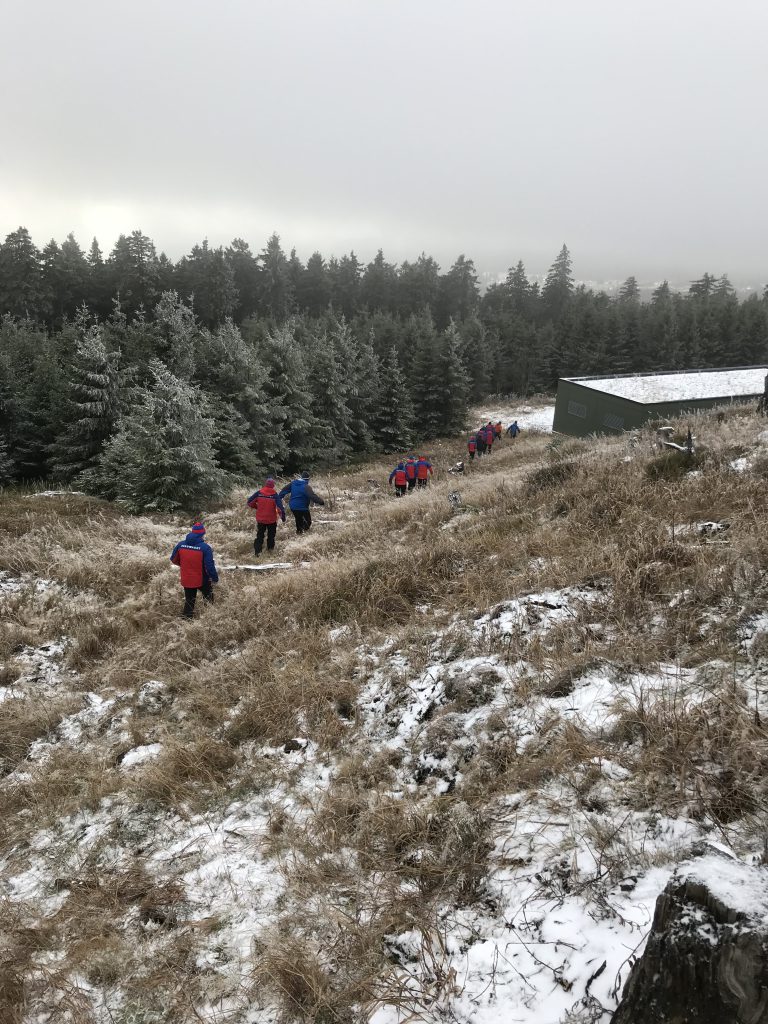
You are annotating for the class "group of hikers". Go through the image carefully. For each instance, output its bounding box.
[169,471,326,617]
[388,455,434,497]
[171,417,525,616]
[467,420,521,460]
[246,472,326,553]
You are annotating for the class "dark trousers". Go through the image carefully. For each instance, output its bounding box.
[417,479,428,488]
[395,484,407,497]
[292,509,312,533]
[407,478,416,491]
[469,451,475,460]
[183,579,214,618]
[255,522,277,555]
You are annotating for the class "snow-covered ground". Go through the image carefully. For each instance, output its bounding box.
[3,573,761,1023]
[473,403,555,433]
[3,417,768,1024]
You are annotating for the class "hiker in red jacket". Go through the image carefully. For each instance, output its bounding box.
[247,478,286,556]
[467,435,477,460]
[405,456,418,492]
[389,461,408,497]
[495,421,503,441]
[170,523,219,619]
[416,455,433,488]
[485,423,495,454]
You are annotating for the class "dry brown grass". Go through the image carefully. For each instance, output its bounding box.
[0,696,81,776]
[130,737,238,806]
[4,404,768,1021]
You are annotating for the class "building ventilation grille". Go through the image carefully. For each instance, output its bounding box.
[568,400,587,418]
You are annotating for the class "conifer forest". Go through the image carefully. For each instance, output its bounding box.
[1,226,767,511]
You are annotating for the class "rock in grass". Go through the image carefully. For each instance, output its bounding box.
[613,853,768,1024]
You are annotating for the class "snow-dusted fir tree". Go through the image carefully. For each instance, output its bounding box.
[195,319,276,476]
[0,346,15,484]
[49,311,123,484]
[259,323,322,473]
[0,437,13,486]
[153,291,198,379]
[434,323,470,434]
[345,329,380,454]
[372,346,413,451]
[306,322,353,464]
[93,359,226,513]
[408,311,443,436]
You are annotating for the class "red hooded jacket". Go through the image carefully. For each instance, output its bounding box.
[247,482,286,524]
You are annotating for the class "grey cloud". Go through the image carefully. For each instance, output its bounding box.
[1,0,767,283]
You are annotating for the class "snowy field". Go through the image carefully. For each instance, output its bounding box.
[566,367,768,404]
[472,402,555,433]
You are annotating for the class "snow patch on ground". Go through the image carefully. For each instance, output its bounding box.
[221,562,310,571]
[120,743,163,769]
[0,571,61,597]
[32,489,87,498]
[473,404,555,433]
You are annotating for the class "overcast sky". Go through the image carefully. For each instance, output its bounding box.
[2,0,766,284]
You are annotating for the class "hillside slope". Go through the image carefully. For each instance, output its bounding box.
[1,406,768,1024]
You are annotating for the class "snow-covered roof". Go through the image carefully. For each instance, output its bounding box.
[565,367,768,405]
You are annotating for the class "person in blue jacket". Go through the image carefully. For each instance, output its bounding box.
[278,471,326,534]
[506,420,521,439]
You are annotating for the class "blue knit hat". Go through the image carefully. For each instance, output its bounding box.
[301,471,310,480]
[191,523,206,536]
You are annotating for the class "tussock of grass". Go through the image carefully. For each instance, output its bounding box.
[0,696,81,776]
[132,738,238,806]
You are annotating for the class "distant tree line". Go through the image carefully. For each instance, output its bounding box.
[0,226,766,510]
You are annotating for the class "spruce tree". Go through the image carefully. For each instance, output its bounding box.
[360,250,398,313]
[196,319,276,474]
[0,436,13,486]
[93,360,226,513]
[458,318,492,400]
[305,324,352,464]
[0,228,44,319]
[259,323,322,472]
[435,254,480,328]
[49,312,123,484]
[345,330,380,453]
[0,348,15,484]
[106,230,162,315]
[297,252,332,315]
[398,254,440,317]
[257,234,293,319]
[541,244,574,322]
[434,324,470,434]
[226,238,261,323]
[506,260,533,316]
[373,347,413,451]
[154,291,198,379]
[408,311,443,436]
